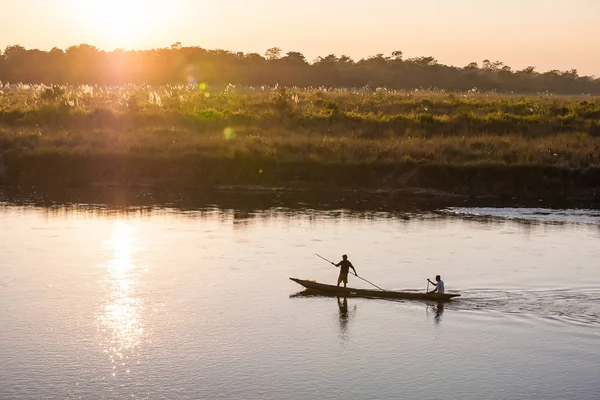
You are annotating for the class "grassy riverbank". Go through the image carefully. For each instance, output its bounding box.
[1,85,599,199]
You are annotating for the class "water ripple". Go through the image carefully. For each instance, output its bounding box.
[452,288,600,326]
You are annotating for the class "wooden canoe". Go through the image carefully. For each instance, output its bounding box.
[290,278,460,302]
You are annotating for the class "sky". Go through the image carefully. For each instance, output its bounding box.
[1,0,599,76]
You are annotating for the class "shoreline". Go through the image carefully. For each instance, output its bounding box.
[1,88,598,209]
[1,159,598,210]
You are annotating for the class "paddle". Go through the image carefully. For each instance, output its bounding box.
[315,253,386,291]
[426,280,430,294]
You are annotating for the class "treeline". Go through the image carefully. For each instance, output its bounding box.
[1,43,599,94]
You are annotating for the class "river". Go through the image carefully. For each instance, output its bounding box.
[1,198,599,400]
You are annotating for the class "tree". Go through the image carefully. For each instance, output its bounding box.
[66,44,104,83]
[0,44,599,93]
[391,50,403,61]
[282,51,307,64]
[561,69,578,78]
[370,53,388,60]
[338,55,354,64]
[482,60,504,71]
[265,47,282,60]
[406,56,437,66]
[315,54,339,64]
[245,53,265,61]
[3,45,27,59]
[519,66,536,74]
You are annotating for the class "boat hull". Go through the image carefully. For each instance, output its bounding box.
[290,278,460,302]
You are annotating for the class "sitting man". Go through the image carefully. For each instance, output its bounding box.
[427,275,445,294]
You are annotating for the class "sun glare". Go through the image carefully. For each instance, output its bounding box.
[71,0,178,48]
[99,220,145,373]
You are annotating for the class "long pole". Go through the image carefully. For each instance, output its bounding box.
[315,254,386,291]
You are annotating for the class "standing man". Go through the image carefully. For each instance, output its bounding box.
[333,254,357,288]
[427,275,445,294]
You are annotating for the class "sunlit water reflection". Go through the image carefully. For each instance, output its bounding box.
[0,203,599,399]
[98,221,145,378]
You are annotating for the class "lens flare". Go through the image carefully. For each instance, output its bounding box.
[223,127,236,140]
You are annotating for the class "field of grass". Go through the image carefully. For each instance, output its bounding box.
[0,84,599,197]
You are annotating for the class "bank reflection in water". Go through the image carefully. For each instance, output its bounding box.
[98,220,144,377]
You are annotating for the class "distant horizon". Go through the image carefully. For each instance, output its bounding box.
[2,42,598,78]
[1,0,599,77]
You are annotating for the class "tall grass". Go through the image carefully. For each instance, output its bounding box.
[1,84,599,137]
[1,85,598,167]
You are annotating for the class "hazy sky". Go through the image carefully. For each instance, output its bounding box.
[1,0,599,76]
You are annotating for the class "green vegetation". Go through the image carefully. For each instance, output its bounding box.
[0,85,599,198]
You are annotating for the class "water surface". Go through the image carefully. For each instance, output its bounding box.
[1,203,599,399]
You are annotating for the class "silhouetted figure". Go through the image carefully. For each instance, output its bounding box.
[333,254,357,287]
[427,275,445,294]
